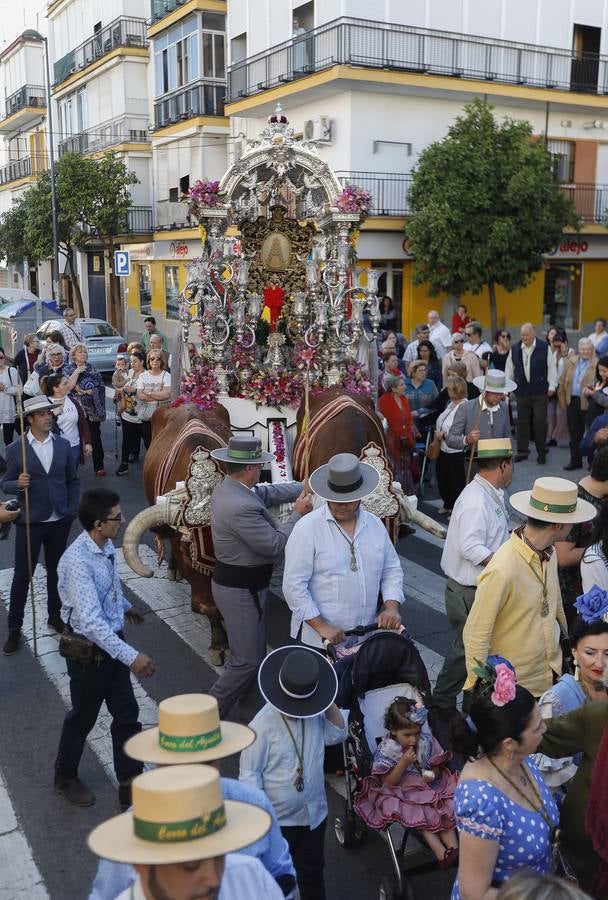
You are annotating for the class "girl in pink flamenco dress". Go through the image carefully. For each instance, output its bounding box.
[354,697,460,869]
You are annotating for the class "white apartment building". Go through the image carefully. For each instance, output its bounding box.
[0,30,51,293]
[121,0,229,341]
[225,0,608,335]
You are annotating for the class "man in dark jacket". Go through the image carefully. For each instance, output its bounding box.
[1,395,80,655]
[505,322,558,464]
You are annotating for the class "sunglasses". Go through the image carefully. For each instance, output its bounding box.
[102,514,123,523]
[452,339,463,344]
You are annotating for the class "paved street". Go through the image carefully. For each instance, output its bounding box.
[0,407,574,900]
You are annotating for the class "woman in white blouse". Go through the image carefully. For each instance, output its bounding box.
[0,347,19,448]
[40,373,92,468]
[581,504,608,592]
[137,350,171,447]
[434,375,468,516]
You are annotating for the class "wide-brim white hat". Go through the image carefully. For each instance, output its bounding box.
[473,369,517,394]
[124,694,255,765]
[88,765,271,865]
[510,476,598,524]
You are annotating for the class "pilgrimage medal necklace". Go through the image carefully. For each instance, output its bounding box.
[281,716,306,791]
[334,524,358,572]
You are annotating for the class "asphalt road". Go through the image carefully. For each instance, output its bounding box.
[0,410,575,900]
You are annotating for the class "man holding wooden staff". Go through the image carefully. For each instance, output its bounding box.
[1,395,80,656]
[445,368,516,456]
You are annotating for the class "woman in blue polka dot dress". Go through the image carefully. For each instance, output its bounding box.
[449,656,559,899]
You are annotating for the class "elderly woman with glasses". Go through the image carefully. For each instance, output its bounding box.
[35,342,68,380]
[558,337,597,471]
[64,344,107,477]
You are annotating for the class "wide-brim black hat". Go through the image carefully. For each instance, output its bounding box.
[258,646,338,718]
[309,452,380,503]
[210,434,274,464]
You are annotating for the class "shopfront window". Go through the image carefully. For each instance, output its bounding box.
[138,264,152,316]
[543,263,582,329]
[165,265,180,320]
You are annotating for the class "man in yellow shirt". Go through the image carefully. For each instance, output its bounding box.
[463,477,596,698]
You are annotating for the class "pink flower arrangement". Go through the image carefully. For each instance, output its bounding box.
[271,421,288,480]
[242,369,303,410]
[293,342,321,372]
[491,664,517,707]
[230,342,257,370]
[179,361,220,410]
[341,361,372,396]
[184,178,221,218]
[336,185,373,218]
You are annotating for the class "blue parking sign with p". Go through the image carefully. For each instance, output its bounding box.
[114,250,131,277]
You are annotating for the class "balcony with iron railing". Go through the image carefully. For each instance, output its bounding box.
[57,115,150,157]
[228,17,608,103]
[123,206,154,233]
[153,80,226,129]
[3,84,46,120]
[0,156,33,186]
[149,0,193,25]
[336,171,608,224]
[53,17,148,87]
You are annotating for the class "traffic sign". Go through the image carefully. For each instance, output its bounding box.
[114,250,131,277]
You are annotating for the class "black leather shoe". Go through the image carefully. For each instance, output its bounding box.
[116,463,129,476]
[564,462,582,471]
[2,630,21,655]
[47,616,64,634]
[547,439,557,447]
[537,453,547,464]
[514,454,529,462]
[55,777,95,807]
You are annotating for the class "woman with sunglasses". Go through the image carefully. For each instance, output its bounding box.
[35,342,68,380]
[490,331,511,372]
[441,334,481,386]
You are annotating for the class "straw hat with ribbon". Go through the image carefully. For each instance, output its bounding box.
[124,694,255,766]
[473,368,517,394]
[474,438,513,460]
[510,476,598,525]
[88,765,271,865]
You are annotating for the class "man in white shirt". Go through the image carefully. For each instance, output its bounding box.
[57,308,84,350]
[589,317,607,348]
[427,310,452,358]
[283,454,404,647]
[462,321,492,370]
[87,765,282,900]
[431,438,513,722]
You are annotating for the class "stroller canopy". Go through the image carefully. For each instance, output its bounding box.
[350,632,431,704]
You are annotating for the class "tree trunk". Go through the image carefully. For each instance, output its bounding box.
[487,278,498,337]
[103,240,121,330]
[65,248,84,316]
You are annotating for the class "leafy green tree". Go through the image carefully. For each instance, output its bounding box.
[0,152,137,317]
[406,99,580,333]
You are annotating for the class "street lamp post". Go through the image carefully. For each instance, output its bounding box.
[25,30,60,302]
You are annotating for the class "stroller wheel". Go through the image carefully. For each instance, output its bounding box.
[334,811,367,848]
[379,875,414,900]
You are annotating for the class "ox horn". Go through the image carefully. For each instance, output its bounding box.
[122,504,175,577]
[398,492,447,540]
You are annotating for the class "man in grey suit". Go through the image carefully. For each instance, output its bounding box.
[209,435,312,719]
[446,368,516,451]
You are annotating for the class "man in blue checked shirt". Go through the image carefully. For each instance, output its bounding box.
[54,488,156,808]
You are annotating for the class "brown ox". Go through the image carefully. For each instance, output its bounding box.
[122,402,232,664]
[292,386,387,480]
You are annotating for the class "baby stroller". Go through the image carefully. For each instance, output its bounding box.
[328,626,432,900]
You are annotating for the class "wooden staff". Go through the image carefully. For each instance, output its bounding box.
[16,384,37,658]
[304,365,311,493]
[465,367,488,486]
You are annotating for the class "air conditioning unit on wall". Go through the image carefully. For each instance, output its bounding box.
[303,116,332,142]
